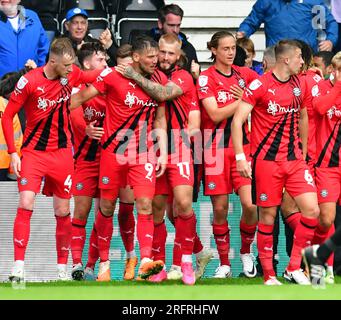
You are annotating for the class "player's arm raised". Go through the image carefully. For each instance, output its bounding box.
[70,85,100,110]
[115,64,183,102]
[231,100,253,179]
[153,106,167,177]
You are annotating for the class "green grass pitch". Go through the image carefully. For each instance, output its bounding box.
[1,277,341,300]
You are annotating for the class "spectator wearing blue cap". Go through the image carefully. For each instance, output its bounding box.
[0,0,49,78]
[62,7,117,66]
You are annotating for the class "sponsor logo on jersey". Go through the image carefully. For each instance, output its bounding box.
[267,100,299,116]
[37,95,70,111]
[17,76,28,90]
[124,92,158,109]
[84,106,105,121]
[327,106,341,119]
[217,90,232,104]
[249,79,262,91]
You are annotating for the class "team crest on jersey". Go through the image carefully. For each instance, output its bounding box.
[102,176,110,185]
[320,189,328,198]
[60,77,68,86]
[208,182,216,190]
[238,79,246,88]
[249,79,262,91]
[17,76,28,90]
[260,193,268,201]
[20,178,28,186]
[293,87,301,97]
[198,75,208,87]
[76,183,83,191]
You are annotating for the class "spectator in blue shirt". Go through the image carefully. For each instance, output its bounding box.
[236,0,338,53]
[0,0,49,78]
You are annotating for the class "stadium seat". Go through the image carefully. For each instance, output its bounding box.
[60,0,110,39]
[21,0,61,42]
[114,0,165,45]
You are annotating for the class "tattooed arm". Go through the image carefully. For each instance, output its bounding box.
[115,65,183,102]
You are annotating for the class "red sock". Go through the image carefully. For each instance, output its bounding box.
[313,223,330,245]
[287,216,318,272]
[326,224,335,267]
[173,217,181,266]
[213,222,230,266]
[13,208,33,261]
[118,202,135,253]
[86,224,99,269]
[176,211,196,255]
[55,214,72,264]
[257,223,275,280]
[193,233,203,254]
[71,218,87,265]
[152,220,167,262]
[285,212,301,232]
[94,209,113,262]
[239,220,257,254]
[137,213,154,259]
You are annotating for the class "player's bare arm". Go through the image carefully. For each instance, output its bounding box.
[153,106,167,178]
[10,152,21,178]
[188,109,201,137]
[70,85,100,110]
[299,107,308,160]
[115,64,183,102]
[231,100,253,179]
[202,96,241,125]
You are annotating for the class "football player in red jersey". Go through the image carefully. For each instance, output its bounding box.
[196,31,258,279]
[116,33,207,285]
[232,39,320,285]
[71,35,167,281]
[69,42,107,281]
[2,37,101,282]
[310,52,341,284]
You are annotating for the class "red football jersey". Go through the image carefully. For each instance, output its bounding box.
[71,84,106,162]
[299,69,323,163]
[165,67,198,162]
[3,65,100,153]
[313,79,341,168]
[92,67,167,159]
[197,65,258,150]
[243,72,308,161]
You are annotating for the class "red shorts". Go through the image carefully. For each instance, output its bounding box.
[204,146,251,196]
[19,148,74,199]
[72,159,100,198]
[155,162,194,196]
[315,167,341,204]
[99,151,155,200]
[252,159,316,207]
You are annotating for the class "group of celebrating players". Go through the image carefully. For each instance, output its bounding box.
[2,27,341,287]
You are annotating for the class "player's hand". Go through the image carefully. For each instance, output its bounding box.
[319,40,333,52]
[230,84,244,100]
[99,28,113,50]
[115,64,136,80]
[236,31,245,39]
[155,156,167,178]
[10,152,21,178]
[190,60,200,80]
[85,121,104,140]
[236,159,252,179]
[25,59,37,70]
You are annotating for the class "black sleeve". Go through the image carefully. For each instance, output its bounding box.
[106,40,118,67]
[183,41,199,73]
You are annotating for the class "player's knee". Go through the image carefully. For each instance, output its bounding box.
[319,217,334,230]
[302,205,320,219]
[213,203,228,218]
[136,198,152,213]
[73,209,89,221]
[174,198,192,214]
[241,201,256,215]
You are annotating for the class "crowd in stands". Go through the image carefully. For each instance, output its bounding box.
[1,0,341,287]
